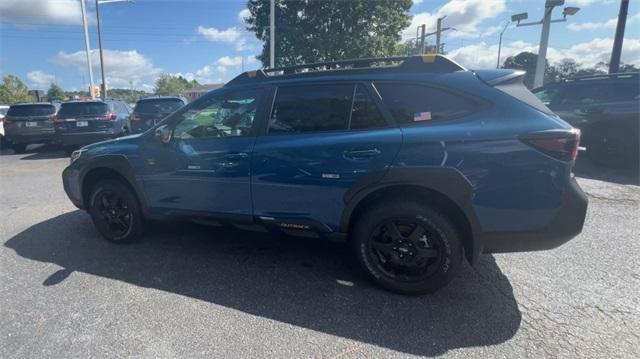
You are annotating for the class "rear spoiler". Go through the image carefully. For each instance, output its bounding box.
[474,69,526,86]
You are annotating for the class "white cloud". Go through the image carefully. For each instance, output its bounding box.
[26,70,56,89]
[403,0,506,40]
[173,56,259,84]
[197,25,247,50]
[238,8,251,24]
[448,37,640,69]
[568,18,617,31]
[51,49,161,89]
[413,0,424,5]
[571,0,597,6]
[0,0,86,26]
[568,13,640,31]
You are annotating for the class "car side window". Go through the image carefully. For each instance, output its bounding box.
[350,84,387,130]
[268,84,353,134]
[554,84,603,105]
[172,90,262,140]
[374,82,479,124]
[534,87,559,106]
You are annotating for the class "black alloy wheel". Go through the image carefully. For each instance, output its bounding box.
[368,219,443,282]
[352,200,463,294]
[89,179,143,243]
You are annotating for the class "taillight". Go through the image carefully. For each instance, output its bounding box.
[53,115,64,123]
[520,128,581,162]
[47,115,56,124]
[97,112,118,121]
[131,114,140,121]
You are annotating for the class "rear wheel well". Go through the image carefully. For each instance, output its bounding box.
[81,167,138,209]
[347,185,474,263]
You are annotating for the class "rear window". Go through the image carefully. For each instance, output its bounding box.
[134,98,184,114]
[553,79,640,105]
[7,104,56,117]
[494,79,553,115]
[374,83,480,124]
[59,102,109,116]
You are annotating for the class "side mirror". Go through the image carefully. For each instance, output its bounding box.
[155,125,172,144]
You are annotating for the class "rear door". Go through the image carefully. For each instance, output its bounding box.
[251,83,402,231]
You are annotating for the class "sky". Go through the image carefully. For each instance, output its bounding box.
[0,0,638,92]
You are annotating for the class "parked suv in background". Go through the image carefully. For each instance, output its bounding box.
[62,55,587,294]
[533,73,639,167]
[3,103,57,153]
[130,96,187,133]
[54,99,132,154]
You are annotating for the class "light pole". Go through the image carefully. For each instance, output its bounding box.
[496,21,510,69]
[610,0,629,73]
[79,0,95,99]
[270,0,275,68]
[95,0,133,99]
[512,0,580,88]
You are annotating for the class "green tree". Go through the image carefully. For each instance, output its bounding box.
[47,83,65,101]
[502,51,556,88]
[0,75,32,104]
[245,0,413,67]
[154,75,199,96]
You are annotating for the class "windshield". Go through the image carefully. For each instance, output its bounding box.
[134,98,184,114]
[58,102,109,116]
[7,104,56,117]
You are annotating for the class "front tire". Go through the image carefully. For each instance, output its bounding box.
[11,144,27,153]
[352,200,463,295]
[88,179,144,243]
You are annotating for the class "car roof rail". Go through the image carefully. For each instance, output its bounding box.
[225,55,466,87]
[569,72,639,82]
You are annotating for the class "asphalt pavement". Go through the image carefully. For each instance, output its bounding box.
[1,145,639,358]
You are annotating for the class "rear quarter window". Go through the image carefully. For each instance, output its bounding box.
[374,82,480,125]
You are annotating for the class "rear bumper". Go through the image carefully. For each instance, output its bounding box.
[4,132,55,145]
[55,131,119,147]
[481,177,588,253]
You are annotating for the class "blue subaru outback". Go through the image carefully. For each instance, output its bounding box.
[62,55,587,294]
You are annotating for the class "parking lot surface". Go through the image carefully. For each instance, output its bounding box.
[1,146,639,358]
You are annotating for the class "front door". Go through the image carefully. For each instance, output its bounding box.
[141,89,265,216]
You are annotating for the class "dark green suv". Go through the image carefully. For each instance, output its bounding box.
[533,73,639,167]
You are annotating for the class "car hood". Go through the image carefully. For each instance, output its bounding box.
[81,133,144,151]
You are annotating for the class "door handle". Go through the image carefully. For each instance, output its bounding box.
[343,148,381,160]
[224,152,249,159]
[580,108,603,115]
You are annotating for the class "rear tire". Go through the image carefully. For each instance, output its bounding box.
[351,199,463,295]
[88,179,144,243]
[11,144,27,154]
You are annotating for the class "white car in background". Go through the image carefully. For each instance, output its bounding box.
[0,105,9,148]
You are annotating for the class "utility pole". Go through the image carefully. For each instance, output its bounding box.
[497,21,510,69]
[270,0,275,68]
[79,0,95,99]
[94,0,132,100]
[419,24,426,54]
[95,0,107,99]
[435,17,444,54]
[511,1,581,89]
[609,0,629,73]
[534,6,553,88]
